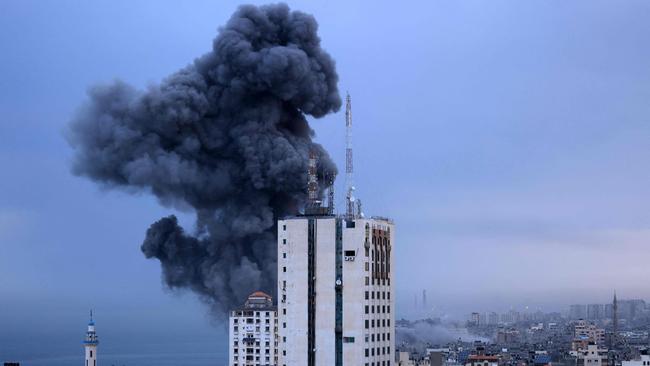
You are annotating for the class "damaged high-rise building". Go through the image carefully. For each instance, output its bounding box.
[277,94,396,366]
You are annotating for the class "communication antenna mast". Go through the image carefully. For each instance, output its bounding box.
[307,150,319,207]
[345,93,356,219]
[327,174,335,215]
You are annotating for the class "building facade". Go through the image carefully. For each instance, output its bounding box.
[277,215,395,366]
[228,291,278,366]
[576,344,608,366]
[574,320,606,345]
[622,355,650,366]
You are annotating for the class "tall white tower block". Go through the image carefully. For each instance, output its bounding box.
[277,215,395,366]
[83,311,99,366]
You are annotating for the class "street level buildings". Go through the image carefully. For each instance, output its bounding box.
[575,344,608,366]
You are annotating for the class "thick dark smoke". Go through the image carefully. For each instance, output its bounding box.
[67,3,340,317]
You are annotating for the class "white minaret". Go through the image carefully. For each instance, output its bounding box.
[83,310,98,366]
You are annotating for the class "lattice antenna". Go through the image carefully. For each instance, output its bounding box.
[345,93,356,218]
[307,150,319,206]
[327,174,335,215]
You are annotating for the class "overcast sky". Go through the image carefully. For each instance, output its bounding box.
[1,0,650,353]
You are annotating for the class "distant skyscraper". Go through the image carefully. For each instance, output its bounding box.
[83,311,98,366]
[277,215,395,366]
[487,312,499,325]
[612,292,619,346]
[569,304,587,320]
[470,312,481,326]
[587,304,604,320]
[228,291,277,366]
[422,289,427,310]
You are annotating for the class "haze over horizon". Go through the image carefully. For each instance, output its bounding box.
[1,0,650,358]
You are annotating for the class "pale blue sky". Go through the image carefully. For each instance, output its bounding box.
[1,0,650,360]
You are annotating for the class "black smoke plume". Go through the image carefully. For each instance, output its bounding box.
[67,3,340,316]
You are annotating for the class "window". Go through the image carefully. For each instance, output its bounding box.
[283,267,286,272]
[283,239,286,244]
[365,305,369,314]
[283,253,286,258]
[344,250,355,256]
[283,225,286,231]
[343,336,355,343]
[365,291,369,300]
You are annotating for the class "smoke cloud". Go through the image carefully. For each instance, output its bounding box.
[67,3,340,316]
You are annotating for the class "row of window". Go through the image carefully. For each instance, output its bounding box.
[365,346,390,357]
[231,355,274,362]
[365,304,390,314]
[233,317,274,324]
[365,319,390,329]
[365,291,390,300]
[232,340,275,347]
[232,326,275,332]
[232,310,274,317]
[366,333,390,343]
[365,361,391,366]
[364,275,393,287]
[232,348,272,354]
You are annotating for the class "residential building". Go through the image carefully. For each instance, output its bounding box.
[228,291,278,366]
[622,355,650,366]
[574,320,605,345]
[576,344,608,366]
